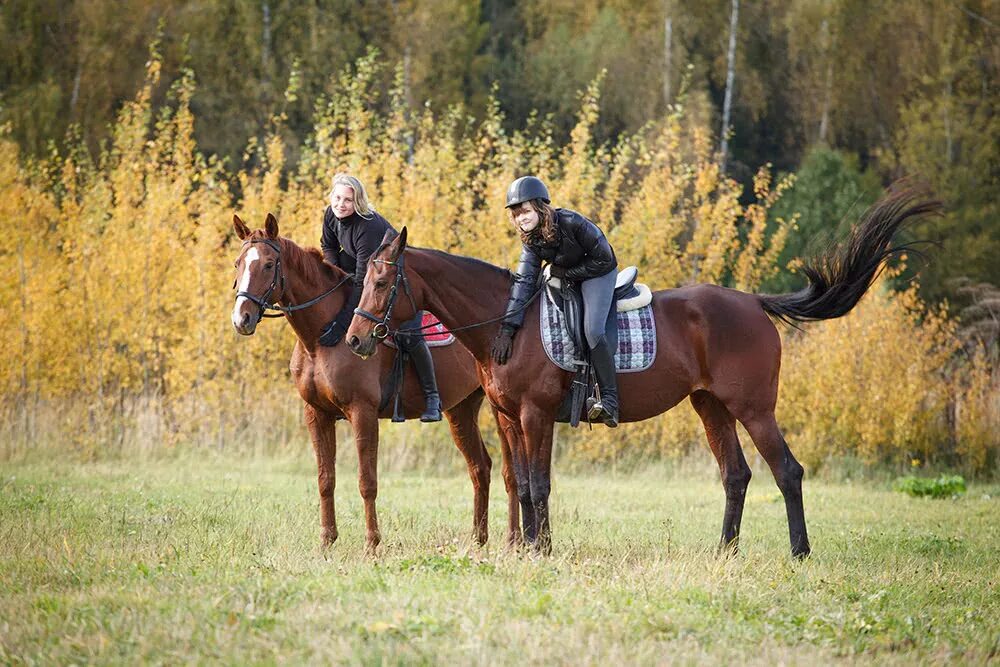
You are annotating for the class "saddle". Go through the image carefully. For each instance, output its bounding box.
[544,266,652,350]
[542,266,653,427]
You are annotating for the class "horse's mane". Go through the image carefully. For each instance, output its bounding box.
[277,235,347,286]
[410,247,515,283]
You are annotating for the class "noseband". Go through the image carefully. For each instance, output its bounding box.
[235,237,351,326]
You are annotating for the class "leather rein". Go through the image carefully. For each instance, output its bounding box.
[352,252,542,340]
[235,238,352,326]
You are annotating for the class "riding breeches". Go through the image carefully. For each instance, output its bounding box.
[580,268,618,351]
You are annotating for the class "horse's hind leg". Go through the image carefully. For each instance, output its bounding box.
[740,411,810,558]
[304,404,338,547]
[443,391,493,546]
[690,391,751,553]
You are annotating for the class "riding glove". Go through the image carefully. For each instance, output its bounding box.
[491,325,516,365]
[318,320,346,347]
[318,308,354,347]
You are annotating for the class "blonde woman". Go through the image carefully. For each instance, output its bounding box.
[319,173,441,421]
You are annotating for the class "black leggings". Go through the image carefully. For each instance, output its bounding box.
[581,269,618,351]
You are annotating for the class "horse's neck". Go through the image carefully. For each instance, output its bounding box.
[408,248,512,363]
[279,238,346,344]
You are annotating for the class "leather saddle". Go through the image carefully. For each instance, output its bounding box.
[542,266,652,426]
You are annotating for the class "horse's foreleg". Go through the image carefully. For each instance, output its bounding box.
[691,391,751,554]
[348,407,381,553]
[492,406,523,548]
[304,404,339,547]
[443,392,492,546]
[521,407,555,555]
[506,414,535,546]
[741,412,810,558]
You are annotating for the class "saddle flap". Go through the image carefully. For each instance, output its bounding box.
[543,283,585,354]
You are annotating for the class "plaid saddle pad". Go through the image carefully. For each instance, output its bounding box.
[540,293,656,373]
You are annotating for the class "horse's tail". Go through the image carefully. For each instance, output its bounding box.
[757,186,941,326]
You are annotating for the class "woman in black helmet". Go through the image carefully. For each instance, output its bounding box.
[491,176,620,427]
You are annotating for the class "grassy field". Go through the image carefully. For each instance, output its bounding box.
[1,454,997,665]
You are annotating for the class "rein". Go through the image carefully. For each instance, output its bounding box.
[353,253,543,340]
[235,238,351,325]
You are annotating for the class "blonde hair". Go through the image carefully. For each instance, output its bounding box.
[327,173,374,218]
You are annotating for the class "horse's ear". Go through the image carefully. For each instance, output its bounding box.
[397,226,408,252]
[265,213,279,239]
[233,214,250,240]
[379,229,396,246]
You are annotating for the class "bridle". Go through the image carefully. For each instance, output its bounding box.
[235,237,351,326]
[352,249,543,340]
[352,254,417,339]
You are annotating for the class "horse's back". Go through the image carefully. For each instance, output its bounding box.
[651,283,781,409]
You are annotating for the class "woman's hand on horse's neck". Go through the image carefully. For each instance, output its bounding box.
[279,238,348,349]
[405,248,514,365]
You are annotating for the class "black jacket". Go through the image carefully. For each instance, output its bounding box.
[502,208,617,329]
[320,206,396,326]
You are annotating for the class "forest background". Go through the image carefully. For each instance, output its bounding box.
[1,0,997,474]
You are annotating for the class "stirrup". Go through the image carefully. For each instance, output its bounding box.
[586,397,604,422]
[586,397,618,427]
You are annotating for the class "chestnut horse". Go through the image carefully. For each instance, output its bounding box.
[231,213,520,551]
[346,189,939,557]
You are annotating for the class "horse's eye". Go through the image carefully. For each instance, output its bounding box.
[265,262,274,270]
[375,280,387,289]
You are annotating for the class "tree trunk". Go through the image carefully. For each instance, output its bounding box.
[818,19,833,144]
[663,14,673,106]
[261,1,272,87]
[720,0,739,172]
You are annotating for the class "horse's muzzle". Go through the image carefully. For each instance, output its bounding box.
[231,304,258,335]
[347,333,376,359]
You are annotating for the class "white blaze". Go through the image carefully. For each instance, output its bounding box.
[231,247,260,328]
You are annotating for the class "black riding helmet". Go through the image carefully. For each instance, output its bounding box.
[505,176,550,208]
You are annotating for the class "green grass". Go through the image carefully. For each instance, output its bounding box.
[1,456,997,665]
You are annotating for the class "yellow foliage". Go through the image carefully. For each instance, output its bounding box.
[778,276,959,468]
[0,54,995,473]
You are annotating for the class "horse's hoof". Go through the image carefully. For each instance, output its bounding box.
[506,530,523,550]
[717,538,740,557]
[321,526,339,547]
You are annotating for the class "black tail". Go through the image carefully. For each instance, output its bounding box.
[758,186,941,326]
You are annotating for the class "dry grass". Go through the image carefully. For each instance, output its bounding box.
[1,453,997,665]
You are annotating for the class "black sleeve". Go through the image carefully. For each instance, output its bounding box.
[319,207,341,267]
[337,214,395,327]
[563,212,617,282]
[501,245,543,330]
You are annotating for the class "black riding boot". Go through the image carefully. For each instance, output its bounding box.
[407,337,442,422]
[587,340,619,428]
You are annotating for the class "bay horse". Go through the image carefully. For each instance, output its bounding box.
[230,213,521,551]
[345,188,940,557]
